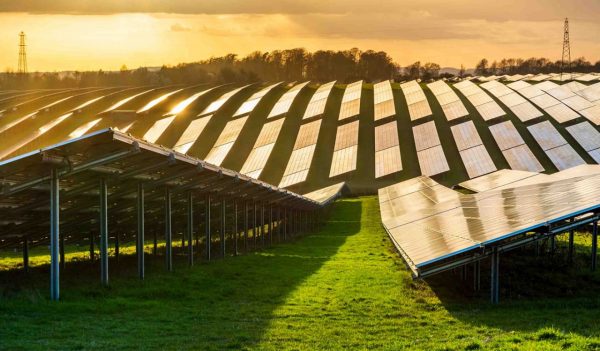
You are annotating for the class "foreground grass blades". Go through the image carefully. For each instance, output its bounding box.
[1,197,600,350]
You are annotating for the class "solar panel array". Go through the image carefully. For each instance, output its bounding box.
[427,80,469,121]
[137,89,183,113]
[412,121,450,176]
[374,121,402,178]
[450,121,497,178]
[488,121,544,172]
[303,81,336,120]
[173,116,211,153]
[338,81,362,120]
[268,81,310,119]
[379,171,600,275]
[240,118,285,179]
[373,80,396,121]
[565,121,600,163]
[454,80,505,121]
[198,85,249,117]
[142,87,215,143]
[280,119,322,187]
[400,80,432,121]
[481,80,543,122]
[507,81,581,124]
[527,120,586,170]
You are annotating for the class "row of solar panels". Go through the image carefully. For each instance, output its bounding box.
[0,79,598,193]
[379,164,600,276]
[473,72,600,83]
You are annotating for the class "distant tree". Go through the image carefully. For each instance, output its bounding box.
[405,61,421,80]
[459,64,465,78]
[475,58,489,76]
[420,62,440,81]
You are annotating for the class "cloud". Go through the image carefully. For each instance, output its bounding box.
[170,23,191,32]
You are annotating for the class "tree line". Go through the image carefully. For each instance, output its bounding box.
[1,48,599,89]
[0,48,445,89]
[474,57,600,76]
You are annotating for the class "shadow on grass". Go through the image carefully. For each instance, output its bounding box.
[426,237,600,337]
[0,200,362,350]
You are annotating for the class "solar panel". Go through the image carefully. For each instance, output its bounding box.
[417,145,450,176]
[293,119,322,150]
[427,80,469,121]
[142,116,175,143]
[546,86,576,101]
[518,85,545,99]
[69,118,102,138]
[467,92,494,106]
[375,121,399,151]
[562,95,594,111]
[204,116,249,166]
[407,100,432,121]
[436,91,460,105]
[268,82,310,119]
[374,146,402,178]
[137,89,183,113]
[413,121,440,151]
[498,92,527,107]
[198,85,249,117]
[535,81,560,91]
[379,172,600,275]
[545,145,587,170]
[544,104,580,123]
[458,169,541,193]
[279,145,316,187]
[529,94,561,109]
[233,82,282,117]
[580,105,600,125]
[338,81,362,120]
[401,81,432,121]
[502,145,545,172]
[489,121,525,150]
[565,121,600,163]
[240,144,275,177]
[303,81,336,120]
[475,101,506,120]
[451,121,483,151]
[331,145,359,177]
[506,81,530,90]
[528,121,586,170]
[374,121,402,178]
[333,120,359,151]
[302,182,345,205]
[510,102,544,122]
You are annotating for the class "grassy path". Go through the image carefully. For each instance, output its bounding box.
[2,197,600,350]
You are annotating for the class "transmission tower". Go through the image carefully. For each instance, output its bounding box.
[560,18,571,81]
[18,31,27,74]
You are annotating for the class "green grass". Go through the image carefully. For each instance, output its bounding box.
[2,197,600,350]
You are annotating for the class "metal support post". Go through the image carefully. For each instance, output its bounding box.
[490,247,500,304]
[137,183,145,279]
[50,168,60,300]
[100,177,109,286]
[205,193,211,261]
[187,192,194,266]
[244,201,249,252]
[234,200,239,255]
[221,198,226,258]
[592,221,598,271]
[22,237,29,273]
[165,187,172,271]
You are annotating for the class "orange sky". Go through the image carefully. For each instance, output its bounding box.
[1,1,599,71]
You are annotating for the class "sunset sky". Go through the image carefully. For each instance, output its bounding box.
[1,0,599,72]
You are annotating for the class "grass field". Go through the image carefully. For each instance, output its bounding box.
[2,196,600,350]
